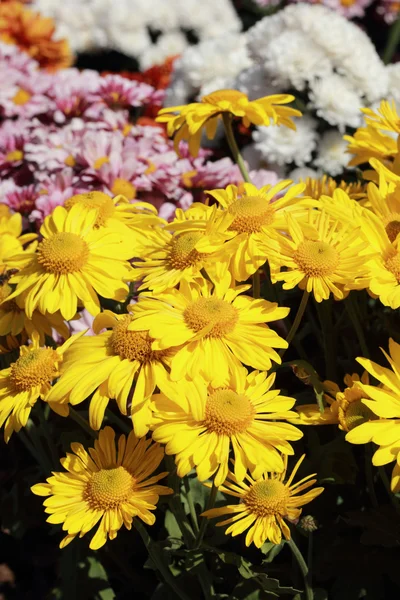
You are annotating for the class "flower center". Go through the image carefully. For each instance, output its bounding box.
[203,388,255,435]
[228,196,274,234]
[12,88,31,105]
[339,399,376,432]
[384,213,400,243]
[37,232,89,274]
[64,154,76,167]
[109,315,166,363]
[243,479,289,517]
[5,150,23,162]
[385,249,400,281]
[93,156,110,170]
[111,178,136,200]
[10,348,58,392]
[64,192,115,227]
[293,240,340,277]
[84,466,134,510]
[183,298,238,337]
[168,232,205,270]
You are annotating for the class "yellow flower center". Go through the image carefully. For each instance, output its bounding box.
[12,88,31,105]
[340,0,356,6]
[168,232,205,270]
[37,232,89,274]
[384,213,400,243]
[84,466,134,510]
[338,390,376,432]
[202,89,247,107]
[228,196,274,234]
[5,150,23,162]
[385,249,400,281]
[111,178,136,200]
[183,298,238,337]
[64,154,76,167]
[10,348,58,392]
[203,388,255,435]
[243,479,289,517]
[93,156,110,170]
[109,315,166,363]
[64,192,115,227]
[0,282,12,303]
[293,240,340,277]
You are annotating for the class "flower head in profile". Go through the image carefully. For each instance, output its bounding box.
[45,309,176,437]
[302,175,366,202]
[7,204,134,320]
[129,279,290,386]
[366,170,400,244]
[346,339,400,492]
[203,454,323,547]
[156,90,301,156]
[266,208,373,302]
[31,426,172,549]
[0,330,80,442]
[152,368,302,487]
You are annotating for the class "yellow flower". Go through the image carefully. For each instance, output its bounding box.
[302,175,366,202]
[202,454,323,547]
[315,189,365,226]
[0,330,80,442]
[129,279,290,386]
[151,368,302,487]
[156,89,301,156]
[365,169,400,244]
[205,180,307,281]
[346,339,400,492]
[7,204,134,320]
[132,204,235,293]
[0,210,37,269]
[45,309,176,437]
[266,209,373,302]
[31,426,172,549]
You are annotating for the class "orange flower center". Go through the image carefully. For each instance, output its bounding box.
[385,249,400,281]
[84,466,134,510]
[243,479,289,517]
[109,315,166,363]
[10,348,58,392]
[12,88,31,105]
[93,156,110,170]
[168,232,205,270]
[204,388,255,435]
[64,192,115,227]
[111,178,136,200]
[293,240,339,277]
[5,150,23,162]
[183,298,238,337]
[64,154,76,167]
[338,388,376,432]
[37,232,89,274]
[228,196,274,234]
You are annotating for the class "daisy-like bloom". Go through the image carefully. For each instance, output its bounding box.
[45,309,176,437]
[156,89,301,156]
[31,426,172,549]
[132,204,236,293]
[302,175,366,202]
[265,208,374,302]
[129,279,290,386]
[152,368,302,486]
[0,330,81,442]
[0,2,73,71]
[7,204,134,320]
[204,180,306,281]
[92,75,156,110]
[346,339,400,492]
[365,172,400,244]
[202,454,324,547]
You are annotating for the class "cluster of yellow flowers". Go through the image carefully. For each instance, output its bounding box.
[2,90,400,561]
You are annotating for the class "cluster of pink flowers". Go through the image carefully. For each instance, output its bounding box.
[0,41,277,224]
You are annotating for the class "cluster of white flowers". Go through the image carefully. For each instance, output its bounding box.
[31,0,241,67]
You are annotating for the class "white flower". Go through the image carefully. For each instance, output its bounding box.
[139,31,188,70]
[309,74,363,130]
[235,64,282,100]
[252,116,318,167]
[387,63,400,105]
[313,130,351,175]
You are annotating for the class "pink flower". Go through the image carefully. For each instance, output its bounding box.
[30,169,86,224]
[377,0,400,22]
[290,0,373,18]
[3,184,39,216]
[91,74,157,110]
[24,123,84,176]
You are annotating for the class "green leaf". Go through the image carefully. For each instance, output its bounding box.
[260,541,285,563]
[87,556,115,600]
[164,508,183,540]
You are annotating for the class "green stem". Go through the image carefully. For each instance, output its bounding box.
[134,519,192,600]
[378,465,400,514]
[345,294,369,358]
[252,270,261,299]
[383,17,400,64]
[307,532,313,590]
[280,290,310,359]
[183,476,200,533]
[222,113,251,183]
[69,407,96,439]
[288,537,313,600]
[18,429,52,475]
[165,456,196,547]
[316,299,336,382]
[365,444,379,509]
[36,402,59,470]
[195,483,218,549]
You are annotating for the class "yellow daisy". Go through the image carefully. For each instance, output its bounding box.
[344,122,398,172]
[205,180,306,281]
[0,210,37,270]
[129,279,290,386]
[202,454,324,547]
[266,209,374,302]
[302,175,366,202]
[7,203,134,320]
[45,309,176,437]
[0,330,81,442]
[365,170,400,244]
[31,426,172,549]
[346,339,400,492]
[151,368,302,487]
[156,89,301,156]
